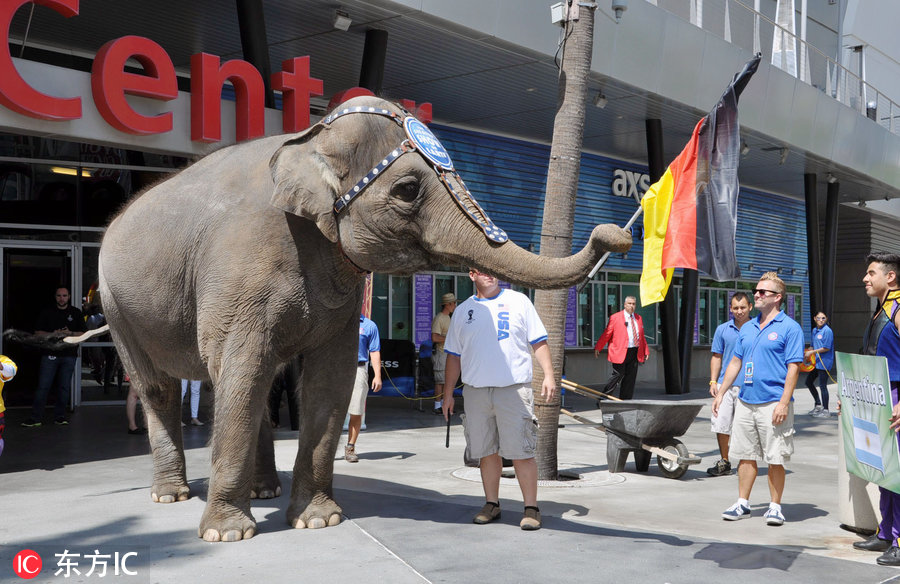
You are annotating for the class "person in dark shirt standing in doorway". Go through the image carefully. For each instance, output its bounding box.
[21,287,86,427]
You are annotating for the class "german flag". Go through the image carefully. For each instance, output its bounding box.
[640,54,761,306]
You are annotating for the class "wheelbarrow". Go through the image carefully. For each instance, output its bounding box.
[598,400,703,479]
[560,379,703,479]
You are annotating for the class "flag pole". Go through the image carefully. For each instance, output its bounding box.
[577,205,644,292]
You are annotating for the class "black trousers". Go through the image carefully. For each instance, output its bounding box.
[604,347,639,400]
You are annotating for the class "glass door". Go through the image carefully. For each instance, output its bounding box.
[79,243,128,405]
[0,242,78,411]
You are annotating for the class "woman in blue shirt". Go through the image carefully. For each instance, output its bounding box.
[805,312,834,417]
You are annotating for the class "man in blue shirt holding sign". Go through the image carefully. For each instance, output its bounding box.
[713,272,804,526]
[852,252,900,565]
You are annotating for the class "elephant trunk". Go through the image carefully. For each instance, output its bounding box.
[430,223,633,290]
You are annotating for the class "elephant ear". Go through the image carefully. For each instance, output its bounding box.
[269,124,342,243]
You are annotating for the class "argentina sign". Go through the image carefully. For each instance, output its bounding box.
[836,351,900,493]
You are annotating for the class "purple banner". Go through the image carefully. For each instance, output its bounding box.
[565,287,577,347]
[787,294,795,320]
[414,274,433,348]
[694,296,700,345]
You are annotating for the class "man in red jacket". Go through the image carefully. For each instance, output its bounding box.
[594,296,650,400]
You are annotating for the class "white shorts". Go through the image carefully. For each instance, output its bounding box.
[348,364,368,416]
[711,386,739,434]
[729,400,795,465]
[461,383,537,460]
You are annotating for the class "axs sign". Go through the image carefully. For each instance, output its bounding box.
[611,168,650,199]
[0,0,432,144]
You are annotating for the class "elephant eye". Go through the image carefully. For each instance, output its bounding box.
[390,177,420,203]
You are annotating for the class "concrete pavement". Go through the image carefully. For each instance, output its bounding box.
[1,381,899,583]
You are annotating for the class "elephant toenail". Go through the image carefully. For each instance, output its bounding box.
[202,529,221,542]
[222,530,242,542]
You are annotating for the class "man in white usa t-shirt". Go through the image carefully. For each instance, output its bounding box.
[443,269,556,530]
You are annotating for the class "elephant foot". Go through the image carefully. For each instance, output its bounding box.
[151,482,190,503]
[250,478,282,500]
[287,498,343,529]
[198,505,257,542]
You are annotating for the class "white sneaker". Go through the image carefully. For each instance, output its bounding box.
[813,409,832,418]
[764,507,785,526]
[722,501,751,521]
[807,405,823,416]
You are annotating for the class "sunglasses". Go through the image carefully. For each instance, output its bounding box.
[752,288,780,297]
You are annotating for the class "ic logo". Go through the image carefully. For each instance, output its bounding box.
[13,550,42,579]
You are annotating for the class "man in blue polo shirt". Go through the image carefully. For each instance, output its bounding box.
[344,315,382,463]
[713,272,803,526]
[707,291,751,476]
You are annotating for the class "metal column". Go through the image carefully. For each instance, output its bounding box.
[646,119,682,394]
[236,0,275,108]
[678,269,697,393]
[822,180,840,318]
[804,173,823,318]
[359,29,388,94]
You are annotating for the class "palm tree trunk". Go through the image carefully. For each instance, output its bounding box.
[533,3,595,480]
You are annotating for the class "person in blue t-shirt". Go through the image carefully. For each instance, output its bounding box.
[707,292,751,477]
[713,272,804,527]
[804,311,834,418]
[343,315,382,463]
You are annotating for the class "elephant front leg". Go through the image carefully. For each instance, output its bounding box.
[199,366,273,542]
[250,418,281,499]
[287,344,356,529]
[141,378,190,503]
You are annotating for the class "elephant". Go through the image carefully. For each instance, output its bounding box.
[97,96,632,542]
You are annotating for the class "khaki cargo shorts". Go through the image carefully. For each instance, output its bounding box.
[729,399,795,465]
[462,383,537,460]
[710,386,739,434]
[432,350,447,383]
[348,364,369,416]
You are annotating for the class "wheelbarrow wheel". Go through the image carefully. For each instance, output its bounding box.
[656,438,690,479]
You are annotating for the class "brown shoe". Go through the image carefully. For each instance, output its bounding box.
[344,444,359,463]
[473,502,501,524]
[520,506,541,530]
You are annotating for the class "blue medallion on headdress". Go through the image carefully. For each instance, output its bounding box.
[404,117,454,171]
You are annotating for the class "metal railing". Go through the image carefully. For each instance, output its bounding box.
[652,0,900,135]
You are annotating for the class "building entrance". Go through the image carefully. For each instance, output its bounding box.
[1,244,77,410]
